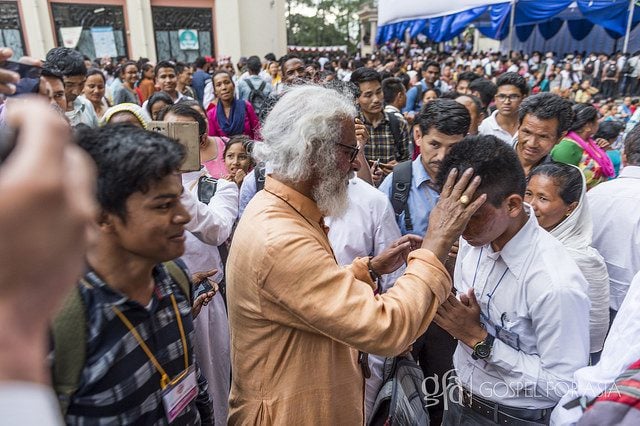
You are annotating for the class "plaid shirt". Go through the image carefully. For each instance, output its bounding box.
[359,111,410,165]
[55,263,213,425]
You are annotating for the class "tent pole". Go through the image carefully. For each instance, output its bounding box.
[508,0,517,54]
[623,0,636,53]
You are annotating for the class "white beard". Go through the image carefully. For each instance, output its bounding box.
[313,171,353,218]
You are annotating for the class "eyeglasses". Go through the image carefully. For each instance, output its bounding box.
[495,94,522,102]
[336,142,359,162]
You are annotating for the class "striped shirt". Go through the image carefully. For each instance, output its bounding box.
[359,111,410,165]
[54,263,213,425]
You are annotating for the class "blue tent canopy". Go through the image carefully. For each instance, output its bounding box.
[377,0,640,52]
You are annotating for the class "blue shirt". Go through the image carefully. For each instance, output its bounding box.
[378,156,439,236]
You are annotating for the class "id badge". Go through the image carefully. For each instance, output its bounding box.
[162,364,198,423]
[496,326,520,351]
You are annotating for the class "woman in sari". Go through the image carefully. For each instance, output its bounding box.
[525,162,609,362]
[551,104,615,189]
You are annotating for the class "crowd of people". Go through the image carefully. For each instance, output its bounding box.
[1,41,640,426]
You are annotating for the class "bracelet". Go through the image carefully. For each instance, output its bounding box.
[367,257,381,282]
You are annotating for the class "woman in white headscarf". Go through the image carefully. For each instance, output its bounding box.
[101,103,151,129]
[525,162,610,360]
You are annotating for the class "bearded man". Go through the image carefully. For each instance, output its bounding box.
[225,85,487,424]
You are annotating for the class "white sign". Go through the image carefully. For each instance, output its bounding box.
[91,27,118,58]
[178,29,199,50]
[60,26,83,48]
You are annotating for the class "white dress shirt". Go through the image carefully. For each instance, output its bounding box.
[587,165,640,311]
[453,206,590,409]
[478,110,517,145]
[325,177,404,420]
[180,170,238,426]
[551,270,640,425]
[0,383,63,425]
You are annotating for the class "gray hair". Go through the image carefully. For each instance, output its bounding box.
[253,84,357,181]
[626,124,640,166]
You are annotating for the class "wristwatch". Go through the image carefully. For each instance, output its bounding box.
[472,334,495,360]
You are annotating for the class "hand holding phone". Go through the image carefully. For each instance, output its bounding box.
[0,48,20,95]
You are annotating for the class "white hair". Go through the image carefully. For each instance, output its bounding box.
[253,84,357,181]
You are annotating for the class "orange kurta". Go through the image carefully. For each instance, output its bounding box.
[226,176,451,425]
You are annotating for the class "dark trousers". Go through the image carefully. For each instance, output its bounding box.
[601,80,617,98]
[412,323,458,426]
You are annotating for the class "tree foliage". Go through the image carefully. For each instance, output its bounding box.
[286,0,369,49]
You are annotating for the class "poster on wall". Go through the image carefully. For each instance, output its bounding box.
[178,29,199,50]
[91,27,118,58]
[60,26,83,48]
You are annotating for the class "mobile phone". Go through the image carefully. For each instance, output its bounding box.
[0,61,41,79]
[194,279,214,298]
[149,121,201,172]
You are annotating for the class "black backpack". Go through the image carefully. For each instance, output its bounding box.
[584,61,595,75]
[389,160,414,232]
[623,59,634,75]
[606,62,618,78]
[245,79,268,116]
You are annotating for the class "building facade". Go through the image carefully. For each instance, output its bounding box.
[1,0,286,63]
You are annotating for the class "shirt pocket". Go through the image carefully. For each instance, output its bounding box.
[499,311,537,354]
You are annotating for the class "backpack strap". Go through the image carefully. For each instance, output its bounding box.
[413,83,423,111]
[245,79,255,91]
[51,262,191,416]
[258,81,266,92]
[387,112,403,160]
[51,283,88,416]
[390,160,413,232]
[163,260,192,305]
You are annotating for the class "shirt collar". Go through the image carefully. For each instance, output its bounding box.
[81,264,174,308]
[413,155,435,187]
[489,204,539,279]
[619,165,640,179]
[264,176,323,225]
[73,97,86,113]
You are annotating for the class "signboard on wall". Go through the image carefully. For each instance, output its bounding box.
[178,29,199,50]
[91,27,118,58]
[60,26,83,48]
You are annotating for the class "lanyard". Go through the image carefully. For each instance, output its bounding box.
[472,247,509,325]
[112,294,189,389]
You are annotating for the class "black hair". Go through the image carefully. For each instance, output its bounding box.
[468,78,497,107]
[458,71,480,84]
[350,67,381,96]
[381,77,405,104]
[569,104,599,132]
[594,120,624,141]
[41,65,64,83]
[194,57,207,69]
[417,98,470,137]
[625,124,640,166]
[247,56,261,74]
[496,72,529,96]
[119,61,138,77]
[518,93,574,138]
[528,162,582,205]
[158,103,207,138]
[212,69,234,86]
[437,135,526,207]
[455,94,484,117]
[154,61,176,78]
[264,52,277,62]
[397,72,411,90]
[75,125,185,220]
[45,47,86,77]
[422,60,440,72]
[146,91,174,117]
[85,68,106,83]
[175,61,190,75]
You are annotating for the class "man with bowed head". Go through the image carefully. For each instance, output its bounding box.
[226,84,487,424]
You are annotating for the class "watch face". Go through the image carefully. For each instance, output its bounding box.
[475,343,491,359]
